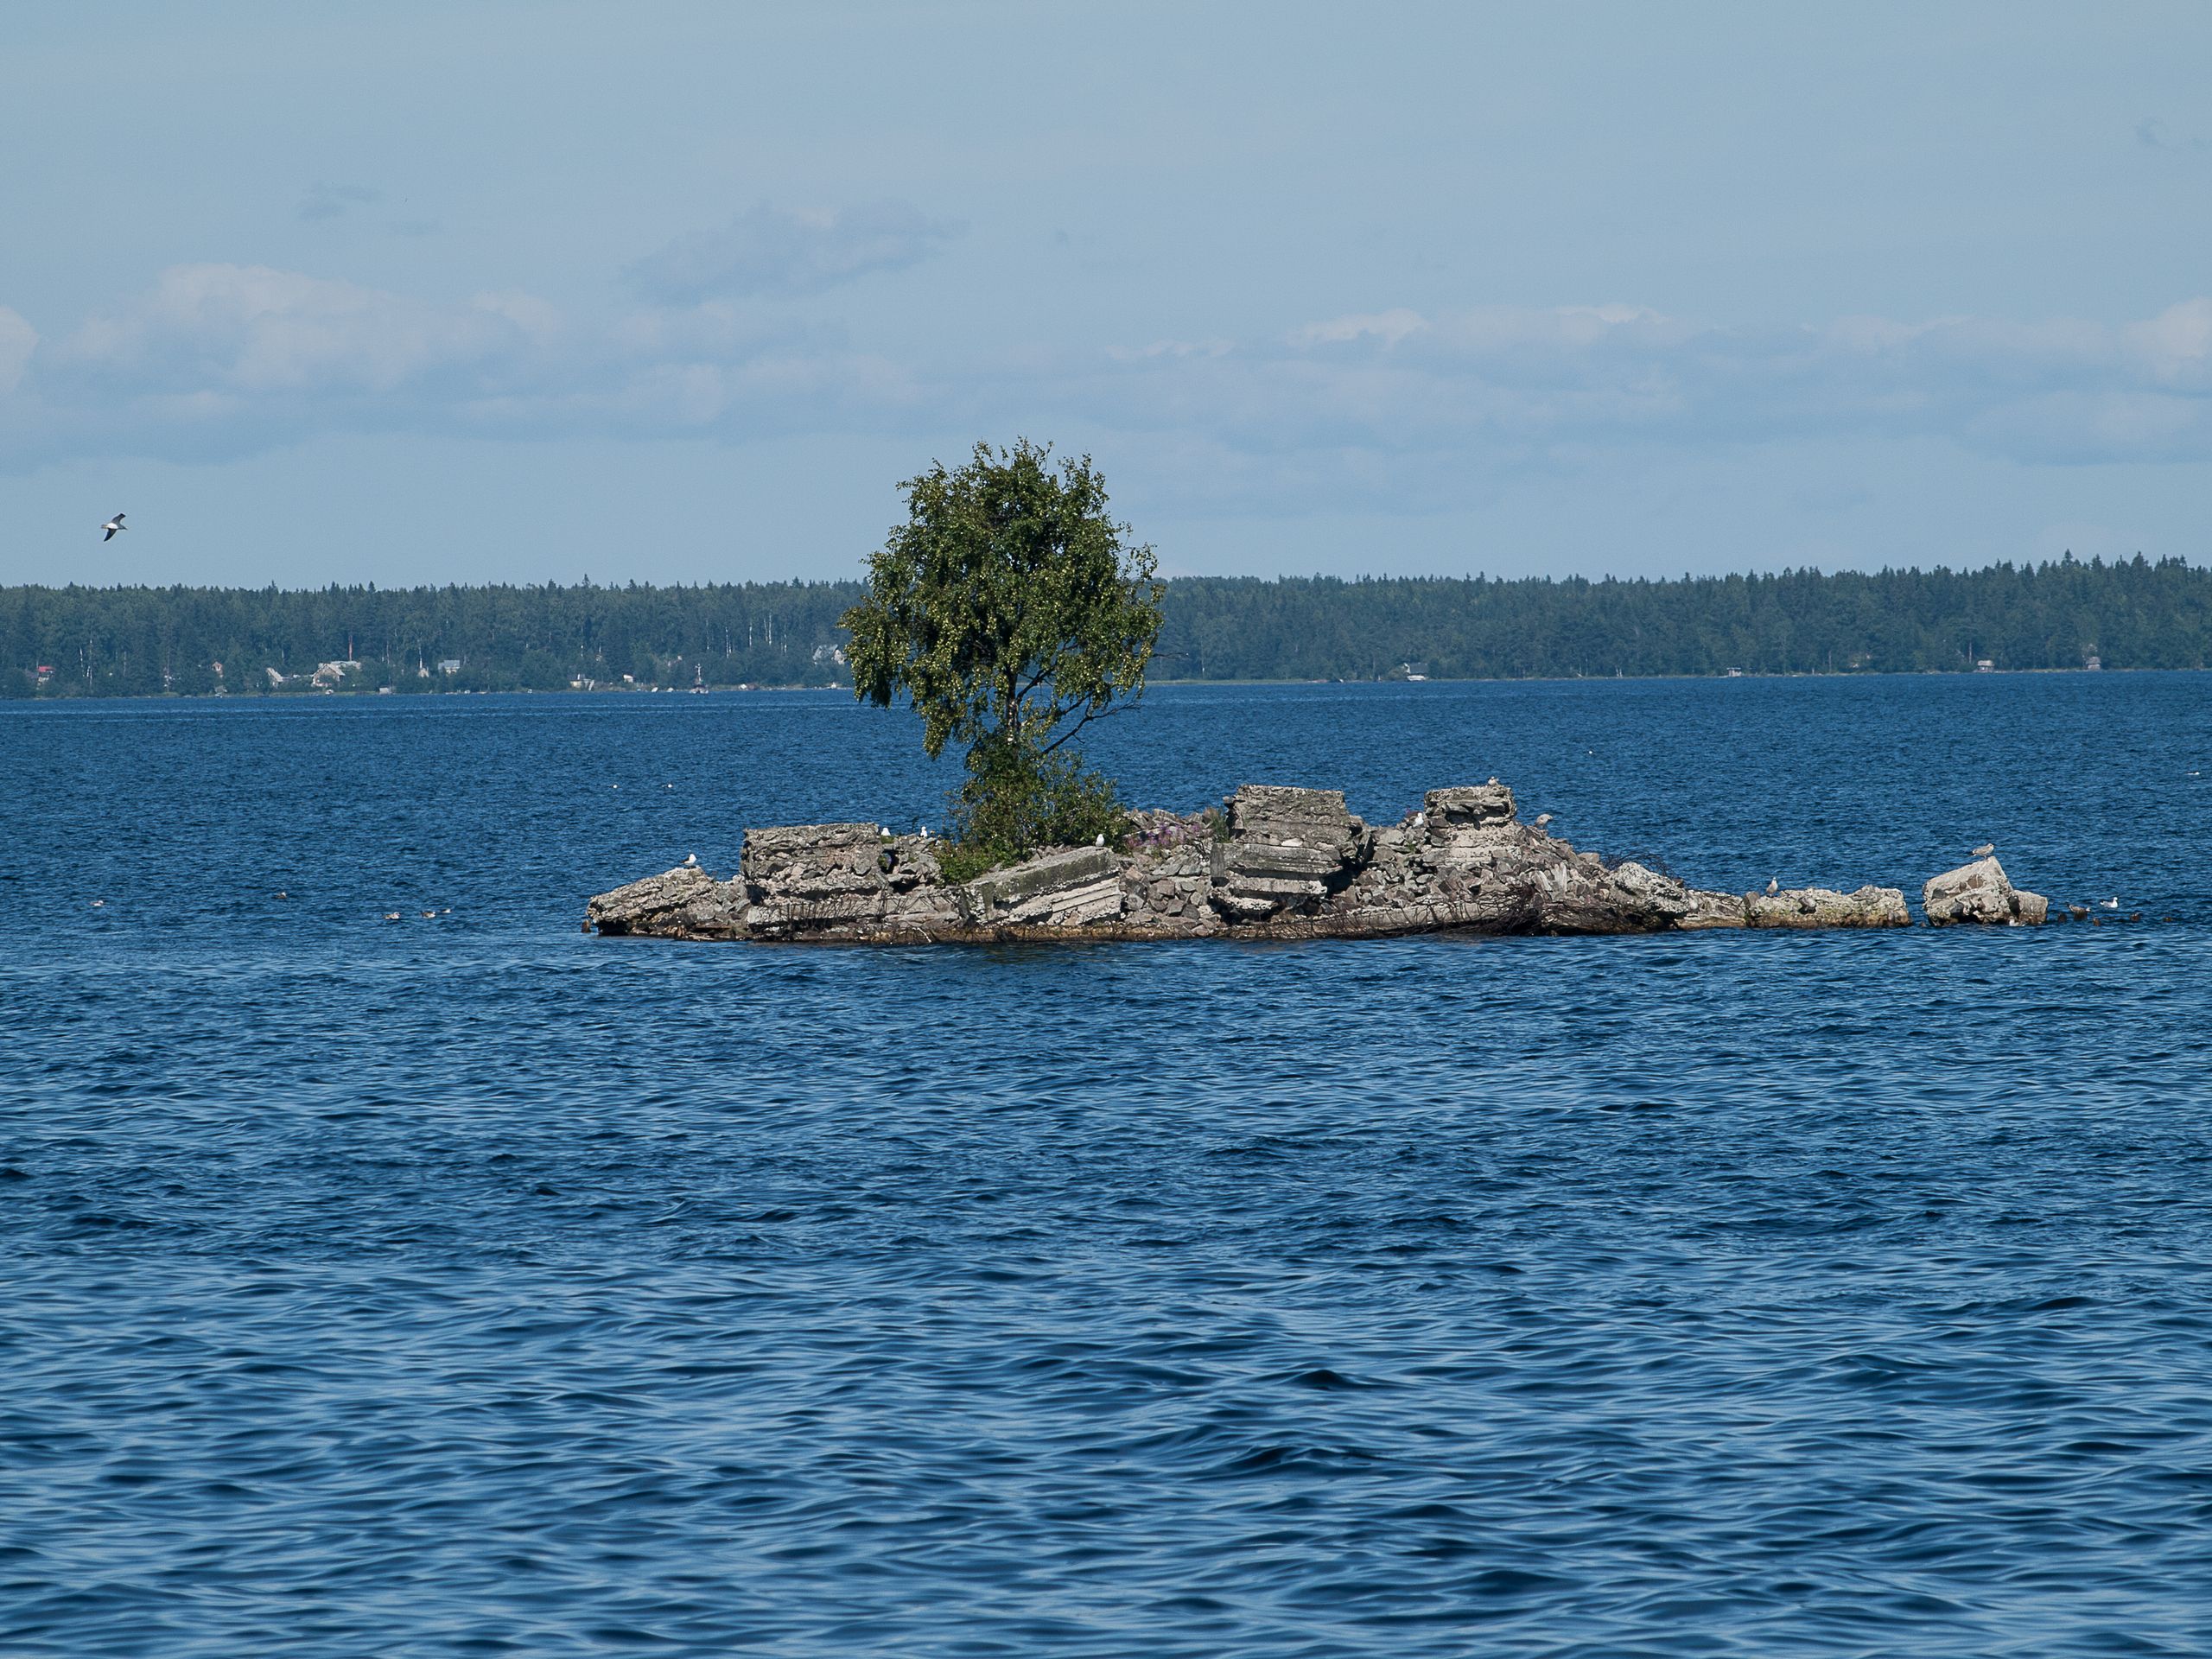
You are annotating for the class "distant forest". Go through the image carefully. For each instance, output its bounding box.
[3,556,2206,697]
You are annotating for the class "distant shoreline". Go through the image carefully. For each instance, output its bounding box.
[8,559,2205,695]
[3,661,2192,705]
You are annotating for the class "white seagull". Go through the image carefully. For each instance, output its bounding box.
[101,512,126,542]
[682,853,698,868]
[1766,877,1780,895]
[2100,897,2120,910]
[1973,842,1994,857]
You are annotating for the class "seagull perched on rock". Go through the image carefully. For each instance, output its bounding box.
[1094,833,1105,846]
[1766,877,1780,895]
[1973,842,1994,857]
[682,853,698,868]
[100,512,126,542]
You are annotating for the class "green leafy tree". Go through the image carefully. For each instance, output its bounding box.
[843,440,1164,868]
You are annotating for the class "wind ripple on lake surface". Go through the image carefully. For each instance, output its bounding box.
[3,679,2211,1655]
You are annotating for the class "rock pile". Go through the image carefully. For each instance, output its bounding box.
[1211,785,1363,919]
[736,823,957,939]
[582,779,2044,944]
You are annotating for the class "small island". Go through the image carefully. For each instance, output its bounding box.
[586,779,2052,944]
[587,442,2057,945]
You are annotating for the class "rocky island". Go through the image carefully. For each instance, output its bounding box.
[586,780,2052,944]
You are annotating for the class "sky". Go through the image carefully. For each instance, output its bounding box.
[3,2,2211,588]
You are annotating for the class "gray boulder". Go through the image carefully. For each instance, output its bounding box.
[1679,889,1750,929]
[1922,855,2049,926]
[586,866,747,938]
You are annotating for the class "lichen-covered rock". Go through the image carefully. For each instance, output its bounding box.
[1745,885,1910,929]
[1923,856,2049,926]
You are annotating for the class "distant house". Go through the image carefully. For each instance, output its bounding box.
[1975,659,1995,673]
[437,658,462,677]
[2084,654,2103,671]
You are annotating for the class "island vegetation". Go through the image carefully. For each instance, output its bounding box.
[3,552,2206,699]
[842,440,1161,877]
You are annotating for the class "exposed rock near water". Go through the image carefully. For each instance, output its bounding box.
[1745,885,1912,929]
[584,780,2031,943]
[1922,855,2050,927]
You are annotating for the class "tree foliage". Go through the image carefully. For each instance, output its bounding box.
[842,441,1164,861]
[843,440,1164,759]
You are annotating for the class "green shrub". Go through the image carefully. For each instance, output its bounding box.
[937,737,1129,880]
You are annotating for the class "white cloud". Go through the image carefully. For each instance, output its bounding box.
[0,307,34,393]
[1291,308,1425,348]
[2,263,922,466]
[298,181,383,222]
[54,264,558,397]
[626,201,964,302]
[10,262,2212,499]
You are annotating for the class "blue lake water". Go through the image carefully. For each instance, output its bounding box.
[3,675,2210,1657]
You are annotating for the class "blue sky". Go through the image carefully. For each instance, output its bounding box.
[4,2,2211,587]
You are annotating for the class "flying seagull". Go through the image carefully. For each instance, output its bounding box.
[101,512,126,542]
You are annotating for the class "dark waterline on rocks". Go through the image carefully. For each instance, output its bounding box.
[3,676,2209,1656]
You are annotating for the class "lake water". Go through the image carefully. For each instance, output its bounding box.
[3,675,2209,1657]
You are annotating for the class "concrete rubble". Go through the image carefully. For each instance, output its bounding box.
[583,780,2047,943]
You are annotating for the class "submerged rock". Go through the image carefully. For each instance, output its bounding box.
[584,779,2041,944]
[1923,855,2049,927]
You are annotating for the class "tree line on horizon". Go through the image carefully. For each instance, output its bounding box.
[3,555,2206,698]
